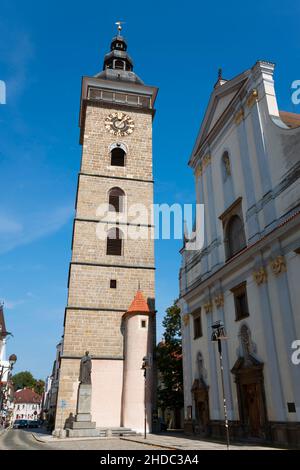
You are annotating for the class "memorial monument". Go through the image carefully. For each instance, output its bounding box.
[66,352,100,437]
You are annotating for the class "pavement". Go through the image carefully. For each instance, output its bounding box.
[0,428,162,450]
[121,433,282,450]
[0,428,282,451]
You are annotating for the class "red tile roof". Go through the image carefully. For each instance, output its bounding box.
[279,111,300,129]
[14,388,42,404]
[127,290,150,314]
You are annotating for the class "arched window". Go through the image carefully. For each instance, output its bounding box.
[226,215,246,258]
[106,227,123,256]
[222,151,231,179]
[108,187,125,212]
[111,147,125,167]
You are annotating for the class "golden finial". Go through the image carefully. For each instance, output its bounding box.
[115,21,125,35]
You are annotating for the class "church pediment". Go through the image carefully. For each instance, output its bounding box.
[190,70,251,163]
[191,377,208,391]
[231,354,263,374]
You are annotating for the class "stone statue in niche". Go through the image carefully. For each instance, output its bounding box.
[79,351,92,384]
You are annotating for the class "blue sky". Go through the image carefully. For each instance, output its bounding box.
[0,0,299,379]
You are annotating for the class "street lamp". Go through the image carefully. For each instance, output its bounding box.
[8,354,17,369]
[0,354,17,425]
[211,320,230,449]
[141,356,149,439]
[0,354,17,380]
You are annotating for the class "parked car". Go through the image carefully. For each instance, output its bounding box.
[27,420,39,428]
[13,419,28,429]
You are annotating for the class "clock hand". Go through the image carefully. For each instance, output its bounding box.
[115,119,126,129]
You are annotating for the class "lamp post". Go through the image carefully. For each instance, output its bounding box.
[141,356,149,439]
[211,320,230,449]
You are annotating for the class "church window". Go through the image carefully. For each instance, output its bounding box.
[106,227,123,256]
[226,214,246,259]
[192,309,202,339]
[231,282,249,321]
[108,187,125,212]
[111,147,125,166]
[141,320,147,328]
[110,279,117,288]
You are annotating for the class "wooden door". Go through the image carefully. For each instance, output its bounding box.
[243,383,262,437]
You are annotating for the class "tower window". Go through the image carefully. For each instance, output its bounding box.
[141,320,147,328]
[106,227,123,256]
[110,279,117,289]
[115,60,124,70]
[108,187,125,212]
[111,147,125,167]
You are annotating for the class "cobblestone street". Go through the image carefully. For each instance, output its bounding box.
[0,429,281,451]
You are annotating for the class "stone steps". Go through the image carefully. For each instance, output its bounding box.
[99,427,137,436]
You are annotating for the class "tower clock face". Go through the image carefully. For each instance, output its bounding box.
[105,112,135,136]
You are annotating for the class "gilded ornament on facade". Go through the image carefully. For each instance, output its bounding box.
[203,302,213,314]
[270,255,286,276]
[253,267,268,285]
[183,314,190,326]
[202,153,211,169]
[195,164,202,178]
[214,293,224,309]
[234,108,244,125]
[246,89,258,108]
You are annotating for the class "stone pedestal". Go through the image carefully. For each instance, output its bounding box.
[66,383,100,438]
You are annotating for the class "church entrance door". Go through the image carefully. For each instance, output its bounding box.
[231,357,268,440]
[242,382,263,437]
[191,379,210,436]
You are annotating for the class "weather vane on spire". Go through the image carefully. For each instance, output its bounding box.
[115,21,125,35]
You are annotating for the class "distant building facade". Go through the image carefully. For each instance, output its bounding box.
[43,339,63,428]
[0,305,14,425]
[13,388,42,422]
[179,61,300,448]
[0,305,9,384]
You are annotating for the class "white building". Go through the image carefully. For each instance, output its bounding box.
[43,339,63,429]
[179,61,300,448]
[0,305,15,425]
[0,305,9,384]
[13,388,42,422]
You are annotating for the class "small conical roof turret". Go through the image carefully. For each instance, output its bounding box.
[126,289,150,315]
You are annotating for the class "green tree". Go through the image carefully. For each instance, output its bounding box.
[34,379,45,395]
[156,302,183,413]
[12,371,35,391]
[12,371,45,396]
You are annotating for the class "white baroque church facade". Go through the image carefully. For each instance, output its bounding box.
[179,61,300,448]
